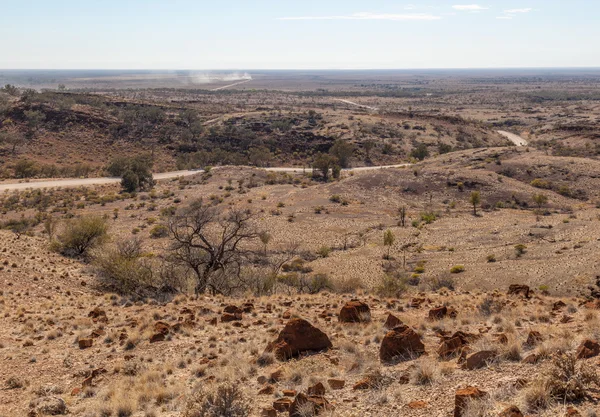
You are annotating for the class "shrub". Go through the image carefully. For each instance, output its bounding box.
[478,296,503,317]
[428,274,455,291]
[420,211,437,224]
[149,224,169,238]
[486,254,496,263]
[376,275,406,298]
[317,246,331,258]
[182,383,249,417]
[55,216,108,257]
[514,244,527,257]
[545,353,599,401]
[450,265,465,274]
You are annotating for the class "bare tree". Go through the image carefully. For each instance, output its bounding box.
[168,199,259,295]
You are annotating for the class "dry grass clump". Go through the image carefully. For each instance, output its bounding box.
[182,383,250,417]
[410,358,438,385]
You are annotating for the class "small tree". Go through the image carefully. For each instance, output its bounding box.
[168,199,259,294]
[533,193,548,210]
[329,139,354,168]
[410,143,429,161]
[56,215,108,257]
[383,229,395,259]
[259,231,272,256]
[107,156,154,192]
[398,206,407,227]
[470,191,481,216]
[312,153,338,181]
[363,140,375,162]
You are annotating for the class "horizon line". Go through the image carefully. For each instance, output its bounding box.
[2,66,600,72]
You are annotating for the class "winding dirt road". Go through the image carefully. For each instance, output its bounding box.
[211,79,251,91]
[334,99,379,111]
[0,164,411,192]
[497,130,528,146]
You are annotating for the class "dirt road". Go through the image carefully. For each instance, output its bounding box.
[334,99,379,111]
[0,165,411,192]
[211,79,251,91]
[497,130,528,146]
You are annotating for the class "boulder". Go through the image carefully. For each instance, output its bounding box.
[576,339,600,359]
[223,305,243,314]
[428,306,447,320]
[307,382,326,396]
[261,408,277,417]
[383,313,403,329]
[327,379,345,390]
[454,386,487,417]
[289,393,333,417]
[339,300,371,323]
[272,398,293,412]
[462,350,496,370]
[525,330,543,346]
[379,324,425,363]
[508,284,530,298]
[78,338,93,349]
[221,313,242,322]
[265,318,332,360]
[438,336,465,359]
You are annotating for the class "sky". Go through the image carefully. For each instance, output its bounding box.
[1,0,598,69]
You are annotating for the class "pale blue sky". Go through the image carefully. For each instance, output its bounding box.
[1,0,598,69]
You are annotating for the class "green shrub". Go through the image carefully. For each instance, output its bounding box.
[376,275,407,298]
[317,246,332,258]
[55,215,108,257]
[149,224,169,238]
[450,265,465,274]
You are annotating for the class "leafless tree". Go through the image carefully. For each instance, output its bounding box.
[168,199,259,294]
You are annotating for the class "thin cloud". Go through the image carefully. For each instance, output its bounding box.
[496,16,513,19]
[452,5,489,11]
[278,12,441,21]
[504,8,533,13]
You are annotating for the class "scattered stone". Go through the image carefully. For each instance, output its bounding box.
[78,338,93,349]
[307,382,326,396]
[522,353,539,364]
[576,339,600,359]
[428,306,447,320]
[272,397,293,412]
[454,386,487,417]
[438,336,465,359]
[407,400,428,409]
[327,379,345,390]
[525,330,543,346]
[462,350,496,370]
[508,284,530,298]
[339,300,371,323]
[289,393,333,417]
[261,408,277,417]
[380,324,425,362]
[221,312,242,322]
[383,313,403,329]
[264,318,332,360]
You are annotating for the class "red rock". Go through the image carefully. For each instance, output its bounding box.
[462,350,496,370]
[88,308,107,323]
[428,306,447,320]
[379,324,425,362]
[438,336,464,359]
[576,339,600,359]
[522,353,539,364]
[339,300,371,323]
[154,321,170,334]
[208,317,217,326]
[289,393,333,417]
[264,318,332,360]
[261,408,277,417]
[499,405,524,417]
[383,313,403,329]
[454,386,487,417]
[407,400,428,409]
[221,313,242,322]
[71,388,81,396]
[78,338,93,349]
[327,379,345,390]
[149,332,165,343]
[508,284,530,298]
[566,407,582,416]
[273,398,293,412]
[223,305,243,314]
[525,330,543,346]
[307,382,326,396]
[552,300,567,311]
[257,384,273,396]
[282,389,297,397]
